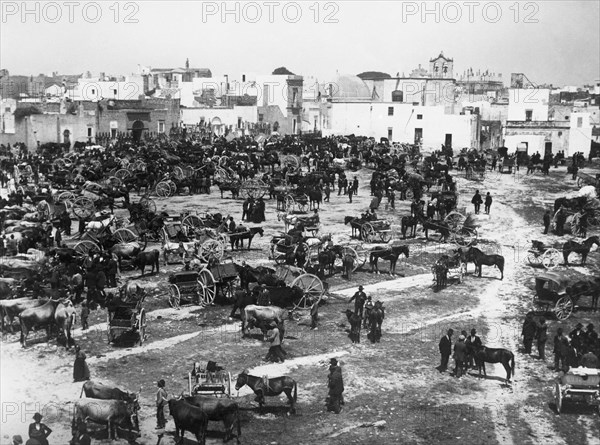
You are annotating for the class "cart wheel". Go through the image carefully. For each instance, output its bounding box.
[198,269,217,305]
[72,197,95,219]
[453,227,477,247]
[74,241,100,256]
[57,191,76,204]
[106,176,122,188]
[541,248,561,269]
[555,381,563,414]
[353,245,368,270]
[274,239,291,264]
[37,200,52,220]
[554,297,574,320]
[115,168,132,180]
[297,194,309,213]
[445,212,466,230]
[173,166,185,180]
[182,215,204,236]
[155,181,171,198]
[361,223,375,243]
[169,180,177,195]
[138,308,146,346]
[198,239,224,263]
[113,228,138,244]
[291,273,324,309]
[526,252,542,266]
[334,246,359,272]
[168,285,181,309]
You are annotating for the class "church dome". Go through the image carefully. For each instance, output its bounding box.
[325,74,372,99]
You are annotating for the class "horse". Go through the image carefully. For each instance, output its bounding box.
[418,215,450,242]
[554,196,587,214]
[344,216,363,239]
[235,264,285,289]
[562,235,600,266]
[367,301,385,343]
[369,245,409,275]
[465,247,504,280]
[228,227,264,250]
[308,189,323,210]
[401,215,418,238]
[472,346,515,383]
[344,309,362,343]
[317,245,343,277]
[235,370,297,414]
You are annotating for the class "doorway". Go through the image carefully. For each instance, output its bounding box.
[63,129,70,145]
[444,133,452,150]
[131,120,145,142]
[544,142,552,157]
[414,128,423,144]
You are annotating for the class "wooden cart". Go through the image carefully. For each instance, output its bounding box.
[554,367,600,414]
[107,292,147,346]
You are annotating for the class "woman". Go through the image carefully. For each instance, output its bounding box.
[28,413,52,445]
[73,346,90,382]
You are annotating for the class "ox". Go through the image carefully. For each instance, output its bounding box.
[133,250,160,276]
[241,305,288,338]
[18,299,70,347]
[184,395,241,444]
[0,297,47,333]
[55,299,76,348]
[80,381,140,408]
[168,398,209,445]
[73,398,139,441]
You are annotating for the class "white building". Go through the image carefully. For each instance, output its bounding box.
[0,98,17,134]
[180,106,258,136]
[67,76,145,101]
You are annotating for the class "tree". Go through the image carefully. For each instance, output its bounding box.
[272,67,295,75]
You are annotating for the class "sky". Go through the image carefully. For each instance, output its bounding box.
[1,1,599,87]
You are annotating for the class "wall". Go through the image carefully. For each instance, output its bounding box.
[0,98,17,134]
[69,76,145,101]
[181,106,258,134]
[503,122,570,155]
[323,102,478,149]
[507,88,550,121]
[568,111,592,157]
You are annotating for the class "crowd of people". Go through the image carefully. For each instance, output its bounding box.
[437,328,483,378]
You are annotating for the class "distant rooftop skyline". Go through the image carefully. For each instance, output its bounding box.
[1,1,598,87]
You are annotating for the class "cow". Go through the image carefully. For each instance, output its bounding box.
[18,299,67,347]
[73,398,139,441]
[54,299,76,348]
[80,381,140,409]
[168,398,209,445]
[133,250,160,276]
[0,297,47,333]
[241,304,288,338]
[344,309,362,343]
[184,395,241,444]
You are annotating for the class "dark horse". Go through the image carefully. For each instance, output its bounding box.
[367,301,385,343]
[401,215,418,239]
[472,346,515,383]
[234,264,285,289]
[465,247,504,280]
[562,235,600,266]
[317,245,343,276]
[554,196,587,214]
[229,227,264,250]
[418,215,450,242]
[344,216,364,239]
[369,245,409,274]
[235,370,297,414]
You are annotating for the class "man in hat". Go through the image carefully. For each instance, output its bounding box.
[584,323,598,351]
[156,379,168,429]
[327,358,344,414]
[12,435,23,445]
[257,284,271,306]
[438,329,453,372]
[349,286,367,318]
[535,317,548,360]
[570,323,585,352]
[553,328,569,371]
[521,313,537,354]
[28,413,51,445]
[71,422,91,445]
[465,328,482,369]
[363,296,374,329]
[453,335,467,378]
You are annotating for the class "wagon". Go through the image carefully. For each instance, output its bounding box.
[188,366,233,398]
[167,269,218,308]
[333,243,369,273]
[444,211,479,247]
[532,271,600,320]
[576,171,600,189]
[526,240,563,269]
[107,291,147,346]
[360,219,393,243]
[273,264,326,309]
[554,367,600,414]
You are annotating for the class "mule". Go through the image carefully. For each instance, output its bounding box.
[235,370,297,414]
[369,245,409,275]
[465,247,504,280]
[562,235,600,266]
[472,346,515,383]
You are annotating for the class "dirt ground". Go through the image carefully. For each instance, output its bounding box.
[1,163,600,445]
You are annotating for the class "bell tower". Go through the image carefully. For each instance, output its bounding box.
[429,51,454,78]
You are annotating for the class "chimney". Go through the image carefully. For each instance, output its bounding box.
[242,74,246,82]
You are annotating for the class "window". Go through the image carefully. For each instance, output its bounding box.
[525,110,533,121]
[417,114,423,120]
[158,121,165,133]
[292,88,298,105]
[91,89,96,95]
[391,91,403,102]
[237,117,242,128]
[87,127,93,137]
[558,131,563,137]
[565,115,569,120]
[387,127,393,140]
[4,107,10,112]
[110,129,117,138]
[258,113,264,122]
[577,117,583,128]
[388,107,394,116]
[113,89,117,96]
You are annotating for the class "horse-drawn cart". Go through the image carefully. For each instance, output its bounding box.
[188,366,233,398]
[274,265,325,309]
[554,367,600,414]
[107,291,147,346]
[526,240,563,269]
[360,220,393,243]
[168,261,238,308]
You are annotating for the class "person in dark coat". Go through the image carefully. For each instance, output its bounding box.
[71,422,92,445]
[484,192,492,214]
[453,335,467,378]
[438,329,453,372]
[555,206,567,236]
[569,323,585,352]
[349,286,367,317]
[535,317,548,360]
[327,358,344,413]
[73,346,90,382]
[553,328,569,371]
[465,328,482,368]
[543,210,551,234]
[471,190,483,214]
[521,313,537,354]
[28,413,51,445]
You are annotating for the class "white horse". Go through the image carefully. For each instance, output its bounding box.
[161,238,198,264]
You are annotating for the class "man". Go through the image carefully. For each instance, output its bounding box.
[465,328,482,369]
[327,358,344,414]
[265,321,284,363]
[257,284,271,306]
[28,413,51,445]
[453,335,467,378]
[71,422,91,445]
[484,192,492,215]
[584,323,598,351]
[388,188,395,210]
[543,210,551,234]
[80,302,89,331]
[324,183,331,202]
[310,300,319,330]
[228,217,236,233]
[105,254,118,288]
[349,286,367,317]
[471,190,483,214]
[352,177,359,195]
[348,184,354,203]
[553,328,569,371]
[438,329,453,372]
[536,317,548,360]
[521,313,537,354]
[555,206,567,236]
[572,160,579,180]
[569,323,585,352]
[363,296,374,329]
[156,379,168,429]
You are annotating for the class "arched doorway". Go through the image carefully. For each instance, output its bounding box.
[63,129,70,145]
[131,120,145,142]
[211,117,222,136]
